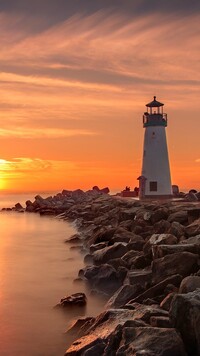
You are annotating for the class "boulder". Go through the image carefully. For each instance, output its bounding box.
[90,242,108,253]
[65,305,178,355]
[119,207,137,221]
[128,269,152,287]
[150,233,177,246]
[168,211,188,224]
[181,234,200,244]
[15,202,24,211]
[168,221,185,238]
[116,326,187,355]
[57,293,86,307]
[152,252,199,284]
[152,243,200,259]
[106,284,143,309]
[150,207,169,224]
[153,219,171,234]
[83,264,126,294]
[65,308,137,355]
[170,289,200,355]
[93,243,128,265]
[185,218,200,237]
[144,233,177,257]
[122,250,142,265]
[128,274,182,304]
[179,276,200,294]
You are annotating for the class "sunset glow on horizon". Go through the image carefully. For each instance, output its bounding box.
[0,0,199,193]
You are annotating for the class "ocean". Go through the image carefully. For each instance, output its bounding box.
[0,193,105,355]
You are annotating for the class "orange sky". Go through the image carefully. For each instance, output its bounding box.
[0,1,199,192]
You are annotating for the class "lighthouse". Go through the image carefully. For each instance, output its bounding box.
[138,96,172,199]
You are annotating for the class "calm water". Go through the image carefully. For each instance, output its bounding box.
[0,196,105,356]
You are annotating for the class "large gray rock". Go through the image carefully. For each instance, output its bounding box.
[149,233,177,246]
[65,308,137,355]
[168,221,185,238]
[152,252,199,283]
[168,210,188,224]
[65,304,175,355]
[129,274,182,304]
[185,218,200,237]
[149,207,169,224]
[170,289,200,355]
[106,284,142,309]
[179,276,200,294]
[153,219,171,234]
[93,242,128,265]
[182,234,200,245]
[152,243,200,259]
[128,269,152,287]
[83,264,126,294]
[116,326,186,356]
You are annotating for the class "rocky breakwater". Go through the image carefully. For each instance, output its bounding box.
[14,188,200,355]
[62,196,200,356]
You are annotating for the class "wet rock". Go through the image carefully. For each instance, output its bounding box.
[57,293,87,307]
[83,264,125,294]
[93,242,128,265]
[152,252,199,283]
[170,289,200,355]
[117,326,186,355]
[15,202,24,211]
[106,284,143,309]
[89,227,116,245]
[65,234,81,243]
[65,308,137,355]
[90,242,108,253]
[179,276,200,294]
[65,317,94,337]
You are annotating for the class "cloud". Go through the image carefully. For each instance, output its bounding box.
[0,127,96,139]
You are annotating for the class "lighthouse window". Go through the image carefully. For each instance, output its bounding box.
[150,181,157,191]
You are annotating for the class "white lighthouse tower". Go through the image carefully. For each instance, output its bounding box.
[138,96,172,199]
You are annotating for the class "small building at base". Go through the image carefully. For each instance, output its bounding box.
[138,97,172,199]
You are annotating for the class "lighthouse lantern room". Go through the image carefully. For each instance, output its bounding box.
[138,96,172,199]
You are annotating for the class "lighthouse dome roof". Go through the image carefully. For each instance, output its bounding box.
[146,96,164,107]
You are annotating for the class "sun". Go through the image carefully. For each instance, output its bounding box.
[0,160,8,190]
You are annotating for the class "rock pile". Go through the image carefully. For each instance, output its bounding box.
[8,188,200,355]
[59,192,199,355]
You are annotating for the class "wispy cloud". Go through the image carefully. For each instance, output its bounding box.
[0,127,96,139]
[0,7,199,190]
